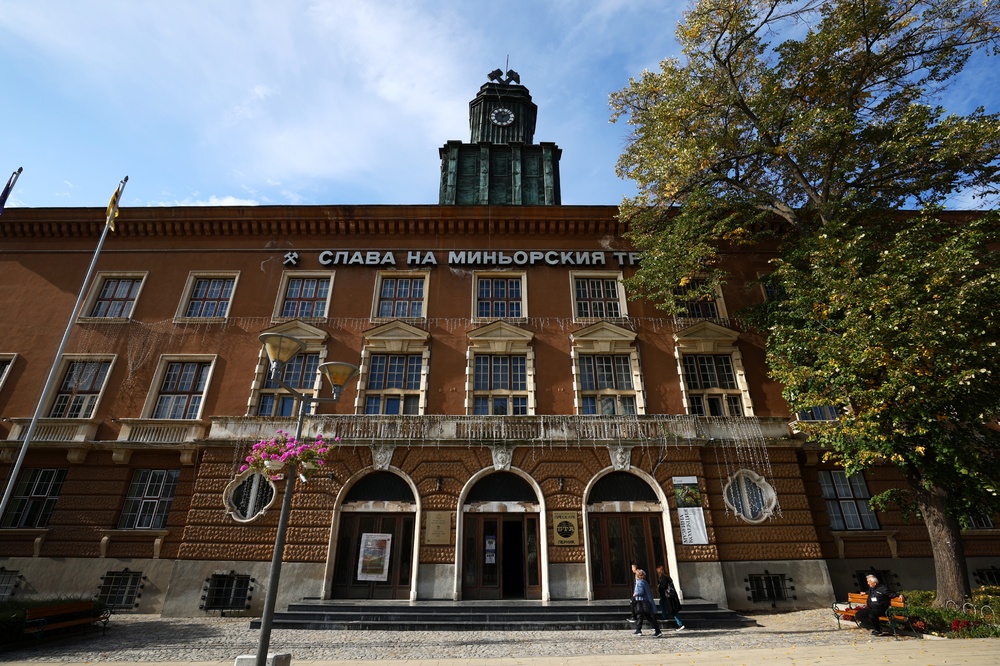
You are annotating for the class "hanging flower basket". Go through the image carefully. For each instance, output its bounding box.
[240,430,340,481]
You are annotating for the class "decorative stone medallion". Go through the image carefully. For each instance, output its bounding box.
[607,444,632,471]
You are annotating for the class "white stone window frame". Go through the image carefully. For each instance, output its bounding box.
[356,320,430,415]
[465,321,536,416]
[270,271,335,322]
[47,354,117,420]
[371,270,430,323]
[569,321,645,416]
[248,321,331,417]
[569,271,629,323]
[140,354,217,420]
[223,470,278,523]
[173,271,240,323]
[673,321,754,417]
[471,271,528,323]
[723,469,777,523]
[77,271,149,322]
[0,353,16,394]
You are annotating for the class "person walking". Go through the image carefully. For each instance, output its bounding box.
[631,568,662,637]
[856,574,892,636]
[626,560,641,624]
[656,564,686,631]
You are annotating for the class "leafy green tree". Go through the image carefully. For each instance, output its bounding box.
[611,0,1000,605]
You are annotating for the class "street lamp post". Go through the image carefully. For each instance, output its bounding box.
[253,333,357,666]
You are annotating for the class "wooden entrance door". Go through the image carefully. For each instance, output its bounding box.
[588,513,666,599]
[331,513,414,599]
[462,513,541,600]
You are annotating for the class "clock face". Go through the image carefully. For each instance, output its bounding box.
[490,107,515,126]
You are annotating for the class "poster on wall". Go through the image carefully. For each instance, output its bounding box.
[552,511,580,546]
[357,533,392,581]
[672,476,709,545]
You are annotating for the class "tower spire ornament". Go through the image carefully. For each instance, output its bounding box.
[487,68,521,85]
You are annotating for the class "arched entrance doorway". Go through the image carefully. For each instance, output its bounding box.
[331,471,416,599]
[460,471,542,600]
[586,471,668,600]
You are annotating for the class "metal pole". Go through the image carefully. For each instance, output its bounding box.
[254,395,306,666]
[0,179,126,517]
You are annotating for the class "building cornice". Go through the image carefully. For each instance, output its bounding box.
[0,204,624,240]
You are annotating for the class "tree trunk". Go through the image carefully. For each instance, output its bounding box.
[916,484,971,607]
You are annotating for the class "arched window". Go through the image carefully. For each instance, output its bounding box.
[723,470,776,523]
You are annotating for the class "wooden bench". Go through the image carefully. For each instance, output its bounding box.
[23,601,111,641]
[832,592,912,639]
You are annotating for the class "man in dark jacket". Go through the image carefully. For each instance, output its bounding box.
[856,574,892,635]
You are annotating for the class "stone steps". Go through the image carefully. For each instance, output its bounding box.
[250,599,757,631]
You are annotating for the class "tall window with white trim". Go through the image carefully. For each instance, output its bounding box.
[0,468,68,529]
[117,469,180,529]
[49,360,112,419]
[578,354,637,415]
[257,352,320,417]
[151,361,211,419]
[473,354,529,415]
[681,354,743,417]
[818,470,879,530]
[364,354,422,414]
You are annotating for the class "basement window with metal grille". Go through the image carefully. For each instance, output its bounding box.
[0,568,20,601]
[745,570,796,607]
[201,572,254,613]
[973,566,1000,587]
[97,568,145,611]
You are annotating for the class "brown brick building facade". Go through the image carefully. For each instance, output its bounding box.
[1,76,997,616]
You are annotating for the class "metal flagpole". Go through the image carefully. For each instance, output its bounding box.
[0,167,23,215]
[0,177,128,519]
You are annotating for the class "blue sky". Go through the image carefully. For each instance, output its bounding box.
[1,1,996,210]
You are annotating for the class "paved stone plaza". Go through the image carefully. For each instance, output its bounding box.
[2,608,997,665]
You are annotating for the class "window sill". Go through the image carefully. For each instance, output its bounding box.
[172,316,228,325]
[830,529,898,559]
[0,528,49,557]
[76,316,132,324]
[98,529,170,559]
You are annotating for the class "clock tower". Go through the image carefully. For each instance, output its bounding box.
[439,68,562,205]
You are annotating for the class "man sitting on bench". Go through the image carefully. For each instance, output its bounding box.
[856,574,893,636]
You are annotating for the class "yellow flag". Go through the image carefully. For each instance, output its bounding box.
[105,177,127,231]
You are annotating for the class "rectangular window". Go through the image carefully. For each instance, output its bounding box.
[376,277,425,318]
[472,355,529,415]
[797,405,840,421]
[1,468,68,529]
[152,361,211,419]
[574,278,622,319]
[184,277,235,318]
[280,277,331,318]
[969,512,994,529]
[578,354,636,415]
[257,353,320,417]
[819,470,879,530]
[673,279,719,318]
[0,355,15,392]
[89,277,142,318]
[476,277,523,319]
[364,354,422,415]
[97,569,145,611]
[0,568,19,601]
[49,361,111,418]
[682,354,743,417]
[202,573,253,611]
[117,469,180,529]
